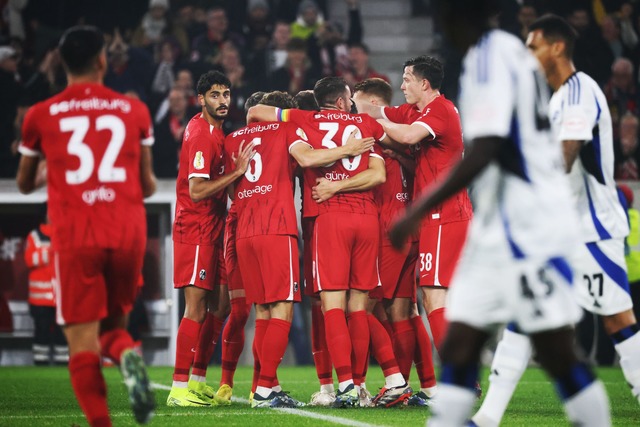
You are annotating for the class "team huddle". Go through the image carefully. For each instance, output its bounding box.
[13,0,640,425]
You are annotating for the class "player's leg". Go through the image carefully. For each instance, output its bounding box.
[30,304,52,365]
[219,288,249,403]
[308,296,336,405]
[387,297,415,383]
[471,323,532,427]
[410,302,438,403]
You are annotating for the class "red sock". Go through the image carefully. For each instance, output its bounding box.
[380,318,394,339]
[311,304,333,385]
[391,319,416,380]
[347,311,370,386]
[192,313,225,377]
[412,315,436,388]
[427,307,447,352]
[220,297,250,387]
[367,313,400,378]
[99,328,135,364]
[257,318,291,388]
[69,351,111,427]
[252,319,268,392]
[323,308,353,383]
[173,318,201,382]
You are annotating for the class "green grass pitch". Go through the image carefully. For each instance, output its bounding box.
[0,365,638,426]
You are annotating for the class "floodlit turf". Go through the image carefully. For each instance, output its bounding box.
[0,365,638,426]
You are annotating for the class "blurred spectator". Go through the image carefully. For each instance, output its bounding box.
[290,0,324,40]
[154,68,197,123]
[21,48,66,105]
[175,4,204,48]
[219,41,253,132]
[243,0,274,51]
[104,28,154,102]
[618,3,638,52]
[154,88,196,178]
[604,57,640,139]
[615,112,640,180]
[601,14,632,60]
[504,2,539,41]
[149,39,186,112]
[190,7,244,74]
[270,37,319,95]
[248,20,291,90]
[341,42,389,88]
[0,45,23,177]
[569,6,615,86]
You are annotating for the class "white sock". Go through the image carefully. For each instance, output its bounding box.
[320,384,335,394]
[421,386,437,398]
[473,329,531,427]
[614,329,640,403]
[564,381,611,427]
[355,385,361,395]
[272,384,282,393]
[189,374,206,383]
[427,383,476,427]
[255,386,272,398]
[338,380,354,392]
[360,382,366,390]
[385,372,405,388]
[172,380,188,389]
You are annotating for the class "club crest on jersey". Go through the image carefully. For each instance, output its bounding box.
[199,269,206,280]
[194,151,205,170]
[294,282,299,293]
[296,128,308,141]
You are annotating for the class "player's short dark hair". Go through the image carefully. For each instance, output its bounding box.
[196,70,231,95]
[261,91,297,109]
[348,41,370,54]
[294,90,320,111]
[314,76,349,108]
[245,91,266,113]
[403,55,444,90]
[529,14,578,59]
[353,78,392,106]
[58,26,105,75]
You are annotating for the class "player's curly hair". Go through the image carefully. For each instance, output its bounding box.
[294,90,320,111]
[261,91,298,109]
[403,55,444,90]
[196,70,231,95]
[244,91,266,113]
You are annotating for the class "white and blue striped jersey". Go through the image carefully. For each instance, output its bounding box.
[549,71,629,243]
[459,29,580,262]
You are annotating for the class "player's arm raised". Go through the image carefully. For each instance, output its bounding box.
[189,140,255,202]
[389,136,503,248]
[312,155,386,202]
[290,129,375,168]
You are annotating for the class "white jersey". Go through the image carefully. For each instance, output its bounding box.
[459,29,579,262]
[549,71,629,243]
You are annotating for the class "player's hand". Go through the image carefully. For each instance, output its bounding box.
[233,140,256,177]
[312,177,338,203]
[344,129,375,156]
[389,210,420,250]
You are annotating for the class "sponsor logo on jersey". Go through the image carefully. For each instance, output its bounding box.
[194,151,205,170]
[314,112,363,123]
[237,184,273,199]
[49,98,131,116]
[199,269,206,280]
[232,123,279,137]
[296,128,308,141]
[396,192,409,202]
[82,186,116,206]
[324,171,350,181]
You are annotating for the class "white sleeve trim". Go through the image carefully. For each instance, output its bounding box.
[18,145,41,157]
[381,107,389,121]
[288,140,313,152]
[370,153,384,160]
[413,121,436,139]
[141,136,155,146]
[188,173,210,179]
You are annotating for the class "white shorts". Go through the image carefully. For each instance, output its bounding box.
[572,238,632,316]
[447,250,582,334]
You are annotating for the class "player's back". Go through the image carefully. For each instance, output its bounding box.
[550,71,629,242]
[374,152,413,241]
[224,122,300,238]
[23,83,153,250]
[460,29,579,261]
[284,108,384,215]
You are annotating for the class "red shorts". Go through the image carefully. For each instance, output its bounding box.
[54,246,144,325]
[173,241,221,291]
[418,220,469,288]
[224,217,243,292]
[370,241,418,301]
[313,212,380,293]
[217,249,227,286]
[236,235,301,305]
[302,217,317,297]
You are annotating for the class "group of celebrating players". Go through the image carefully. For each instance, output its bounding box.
[13,0,640,425]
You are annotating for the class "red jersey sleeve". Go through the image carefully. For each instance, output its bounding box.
[277,108,308,126]
[18,105,42,157]
[187,128,216,180]
[381,105,405,123]
[287,125,311,151]
[135,100,155,146]
[413,102,448,140]
[364,115,386,142]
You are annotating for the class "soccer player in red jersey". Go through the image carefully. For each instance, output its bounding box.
[16,26,157,426]
[168,70,255,407]
[357,56,473,357]
[248,77,411,408]
[353,78,438,406]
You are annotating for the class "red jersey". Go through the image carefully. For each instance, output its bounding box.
[173,113,227,246]
[224,122,302,239]
[19,83,153,250]
[374,152,414,244]
[383,96,473,225]
[278,108,385,216]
